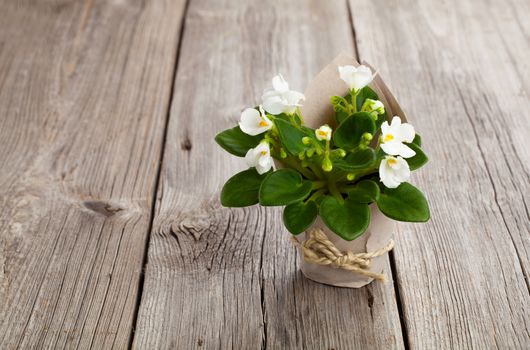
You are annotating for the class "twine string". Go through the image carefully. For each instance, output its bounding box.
[291,228,395,281]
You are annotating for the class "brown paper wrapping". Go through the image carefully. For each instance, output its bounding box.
[294,53,405,288]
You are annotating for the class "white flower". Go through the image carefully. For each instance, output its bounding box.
[338,65,375,91]
[262,74,305,115]
[380,116,416,158]
[363,99,385,115]
[379,156,410,188]
[239,105,272,136]
[315,125,332,141]
[245,142,273,175]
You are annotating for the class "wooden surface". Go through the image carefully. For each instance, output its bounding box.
[0,0,528,349]
[0,0,186,348]
[351,0,530,348]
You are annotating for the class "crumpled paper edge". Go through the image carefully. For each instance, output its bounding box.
[301,52,407,129]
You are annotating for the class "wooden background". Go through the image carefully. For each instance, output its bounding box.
[0,0,528,348]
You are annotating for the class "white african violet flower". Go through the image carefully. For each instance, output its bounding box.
[363,98,385,114]
[315,125,332,141]
[261,74,305,115]
[379,155,410,188]
[239,105,272,136]
[338,65,375,92]
[380,116,416,158]
[245,142,273,175]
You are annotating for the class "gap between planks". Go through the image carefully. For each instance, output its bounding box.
[345,0,411,347]
[128,0,193,347]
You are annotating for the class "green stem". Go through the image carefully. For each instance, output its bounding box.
[288,112,303,129]
[308,163,326,179]
[312,181,327,190]
[338,184,357,193]
[336,168,379,187]
[328,170,346,183]
[296,108,304,124]
[278,157,317,180]
[351,89,358,113]
[288,114,296,126]
[328,180,343,202]
[295,166,316,180]
[306,189,326,203]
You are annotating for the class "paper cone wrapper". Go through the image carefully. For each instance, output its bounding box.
[289,53,404,288]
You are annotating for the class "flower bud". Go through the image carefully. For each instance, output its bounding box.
[280,148,287,158]
[347,173,355,181]
[322,158,333,172]
[330,149,346,160]
[306,148,314,157]
[362,132,373,142]
[362,98,385,115]
[302,137,311,145]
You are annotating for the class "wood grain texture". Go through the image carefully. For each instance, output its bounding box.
[2,0,528,348]
[350,0,530,348]
[133,0,404,348]
[0,0,185,348]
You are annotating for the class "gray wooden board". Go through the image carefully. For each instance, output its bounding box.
[350,0,530,348]
[1,0,529,348]
[132,0,404,348]
[0,0,186,348]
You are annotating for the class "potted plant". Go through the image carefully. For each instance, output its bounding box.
[215,54,430,288]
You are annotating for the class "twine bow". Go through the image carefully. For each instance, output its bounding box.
[291,228,395,281]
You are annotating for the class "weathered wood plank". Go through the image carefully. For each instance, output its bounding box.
[0,0,186,348]
[133,0,405,349]
[350,0,530,348]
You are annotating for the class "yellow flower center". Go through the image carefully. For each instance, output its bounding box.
[387,158,397,165]
[318,130,328,137]
[259,120,269,127]
[384,134,394,143]
[260,151,268,156]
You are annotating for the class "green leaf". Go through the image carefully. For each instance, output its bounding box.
[412,133,422,147]
[346,180,380,203]
[283,201,318,234]
[259,169,313,206]
[355,86,378,109]
[406,143,428,170]
[377,182,430,222]
[333,112,376,150]
[215,126,263,157]
[221,168,269,207]
[333,148,376,170]
[320,196,371,241]
[274,118,308,155]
